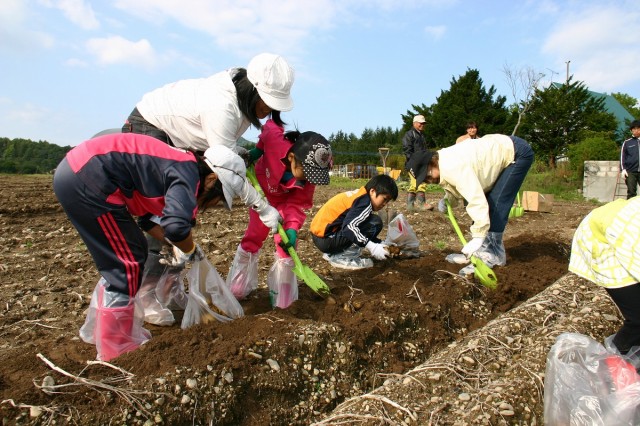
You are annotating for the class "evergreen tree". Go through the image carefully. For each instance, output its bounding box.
[521,78,618,167]
[406,69,512,148]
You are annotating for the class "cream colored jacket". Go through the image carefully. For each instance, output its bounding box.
[439,134,514,238]
[569,198,640,288]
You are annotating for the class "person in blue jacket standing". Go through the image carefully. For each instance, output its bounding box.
[620,120,640,199]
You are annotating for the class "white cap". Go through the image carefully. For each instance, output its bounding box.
[247,53,295,112]
[203,145,247,210]
[413,115,426,123]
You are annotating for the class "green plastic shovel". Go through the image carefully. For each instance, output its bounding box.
[445,200,497,289]
[245,167,331,296]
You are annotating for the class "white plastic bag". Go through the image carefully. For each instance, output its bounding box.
[181,257,244,329]
[544,332,640,425]
[267,256,298,309]
[384,213,420,257]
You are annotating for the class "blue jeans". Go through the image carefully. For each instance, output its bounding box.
[486,136,534,233]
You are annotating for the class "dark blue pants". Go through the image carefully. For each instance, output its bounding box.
[53,159,147,297]
[486,136,534,233]
[312,215,383,254]
[606,284,640,354]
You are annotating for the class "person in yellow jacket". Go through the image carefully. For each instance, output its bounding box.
[406,134,534,274]
[569,197,640,355]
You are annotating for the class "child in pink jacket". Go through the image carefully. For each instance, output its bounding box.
[227,119,332,308]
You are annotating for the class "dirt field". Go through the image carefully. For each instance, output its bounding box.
[0,174,619,425]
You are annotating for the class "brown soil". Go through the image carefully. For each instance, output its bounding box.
[0,175,607,425]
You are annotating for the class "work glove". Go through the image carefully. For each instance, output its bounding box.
[461,237,485,258]
[366,241,390,260]
[278,228,297,252]
[161,244,205,268]
[248,147,264,165]
[254,200,282,232]
[437,198,447,213]
[622,169,628,178]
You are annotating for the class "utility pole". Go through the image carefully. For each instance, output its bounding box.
[565,60,571,84]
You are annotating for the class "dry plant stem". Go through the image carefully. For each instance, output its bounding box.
[35,353,159,417]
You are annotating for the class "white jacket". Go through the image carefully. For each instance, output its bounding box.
[439,134,515,238]
[136,69,251,152]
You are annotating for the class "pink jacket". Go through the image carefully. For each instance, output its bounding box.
[254,120,315,231]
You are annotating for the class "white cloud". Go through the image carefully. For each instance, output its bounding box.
[0,0,54,52]
[39,0,99,30]
[113,0,338,56]
[542,3,640,92]
[85,36,157,69]
[424,25,446,40]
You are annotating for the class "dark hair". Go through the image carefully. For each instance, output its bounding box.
[284,130,301,160]
[232,68,285,130]
[365,175,398,201]
[630,119,640,129]
[194,154,224,211]
[466,121,478,129]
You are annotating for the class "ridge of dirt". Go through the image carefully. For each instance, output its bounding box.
[0,175,603,425]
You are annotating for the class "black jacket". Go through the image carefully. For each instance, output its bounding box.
[621,137,640,173]
[402,128,428,168]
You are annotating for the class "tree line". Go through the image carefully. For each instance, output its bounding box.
[0,137,72,174]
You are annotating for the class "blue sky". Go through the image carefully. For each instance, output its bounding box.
[1,0,639,147]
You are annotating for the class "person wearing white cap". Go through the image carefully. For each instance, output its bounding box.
[402,114,433,211]
[122,52,295,154]
[52,132,278,361]
[121,53,290,251]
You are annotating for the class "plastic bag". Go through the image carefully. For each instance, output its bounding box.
[80,278,151,361]
[384,213,421,257]
[181,256,244,329]
[136,252,187,326]
[544,332,640,425]
[226,246,260,300]
[267,256,298,309]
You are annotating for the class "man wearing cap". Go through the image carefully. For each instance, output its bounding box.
[407,134,534,274]
[53,132,263,361]
[620,120,640,199]
[402,115,433,211]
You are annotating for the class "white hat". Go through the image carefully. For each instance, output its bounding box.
[413,115,426,123]
[203,145,247,210]
[247,53,295,112]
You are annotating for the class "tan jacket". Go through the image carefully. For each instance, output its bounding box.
[439,134,515,238]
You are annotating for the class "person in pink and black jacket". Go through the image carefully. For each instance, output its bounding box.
[53,132,260,361]
[226,120,332,308]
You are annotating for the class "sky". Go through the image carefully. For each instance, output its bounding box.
[1,0,639,147]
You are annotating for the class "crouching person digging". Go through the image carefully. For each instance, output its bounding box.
[53,133,273,361]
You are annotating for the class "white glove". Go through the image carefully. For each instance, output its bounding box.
[254,199,281,232]
[366,241,389,260]
[461,237,485,258]
[622,169,628,178]
[437,198,447,213]
[161,244,205,268]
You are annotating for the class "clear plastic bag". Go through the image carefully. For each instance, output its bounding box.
[80,278,151,361]
[384,213,421,257]
[181,256,244,329]
[267,255,298,309]
[226,246,260,300]
[136,252,187,326]
[544,332,640,425]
